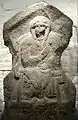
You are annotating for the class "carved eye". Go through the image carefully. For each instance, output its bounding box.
[31,26,35,29]
[31,25,39,30]
[40,25,45,27]
[42,25,48,29]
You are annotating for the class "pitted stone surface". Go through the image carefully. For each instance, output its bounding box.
[2,1,76,120]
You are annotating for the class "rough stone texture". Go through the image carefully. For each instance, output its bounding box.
[1,1,76,120]
[61,26,77,80]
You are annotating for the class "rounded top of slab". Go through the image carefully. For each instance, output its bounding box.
[3,1,73,51]
[3,1,73,31]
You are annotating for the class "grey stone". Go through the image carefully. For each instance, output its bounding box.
[2,1,76,120]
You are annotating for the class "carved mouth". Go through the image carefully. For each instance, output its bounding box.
[35,29,45,39]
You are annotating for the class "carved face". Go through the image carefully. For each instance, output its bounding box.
[30,16,51,41]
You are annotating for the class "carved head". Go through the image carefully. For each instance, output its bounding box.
[30,16,51,41]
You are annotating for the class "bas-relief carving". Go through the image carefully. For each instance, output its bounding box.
[2,1,76,120]
[14,16,57,99]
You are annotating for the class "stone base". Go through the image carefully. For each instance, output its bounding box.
[2,98,75,120]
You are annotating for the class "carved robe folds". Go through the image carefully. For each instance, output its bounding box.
[3,1,76,120]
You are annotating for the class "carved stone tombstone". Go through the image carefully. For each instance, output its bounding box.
[3,2,76,120]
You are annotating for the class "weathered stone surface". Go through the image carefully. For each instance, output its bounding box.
[61,26,77,80]
[2,1,76,120]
